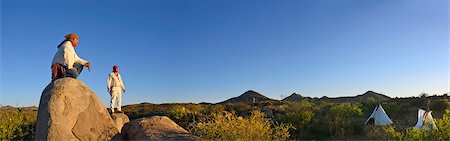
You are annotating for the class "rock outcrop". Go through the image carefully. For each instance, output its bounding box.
[111,113,130,133]
[121,116,198,140]
[36,78,119,140]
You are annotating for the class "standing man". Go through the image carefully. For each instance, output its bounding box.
[51,33,91,79]
[108,65,126,113]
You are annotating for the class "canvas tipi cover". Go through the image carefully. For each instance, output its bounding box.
[414,108,437,129]
[365,103,393,125]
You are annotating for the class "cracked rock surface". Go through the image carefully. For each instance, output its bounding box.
[36,78,118,141]
[121,116,199,140]
[111,113,130,133]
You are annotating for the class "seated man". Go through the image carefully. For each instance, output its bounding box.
[51,33,90,79]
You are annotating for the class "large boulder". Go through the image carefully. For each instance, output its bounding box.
[121,116,199,140]
[36,78,119,140]
[111,113,130,133]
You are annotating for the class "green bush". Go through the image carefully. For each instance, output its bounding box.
[383,109,450,141]
[366,126,385,140]
[224,103,252,116]
[433,109,450,140]
[325,103,363,140]
[167,105,203,129]
[275,101,316,139]
[383,126,403,140]
[203,104,224,116]
[431,99,450,118]
[168,105,188,120]
[0,107,36,140]
[190,110,293,141]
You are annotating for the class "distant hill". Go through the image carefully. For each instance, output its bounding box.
[320,91,391,103]
[218,90,278,104]
[220,90,392,104]
[282,93,303,102]
[282,93,318,102]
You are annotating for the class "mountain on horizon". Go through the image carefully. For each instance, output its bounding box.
[281,93,317,102]
[319,90,391,103]
[221,90,392,104]
[218,90,277,104]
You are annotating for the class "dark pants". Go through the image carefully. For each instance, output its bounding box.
[65,63,84,79]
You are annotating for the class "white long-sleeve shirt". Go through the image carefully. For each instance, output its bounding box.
[108,72,125,90]
[51,41,88,69]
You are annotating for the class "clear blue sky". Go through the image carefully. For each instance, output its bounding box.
[1,0,448,107]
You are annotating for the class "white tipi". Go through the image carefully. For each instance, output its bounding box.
[365,103,393,125]
[414,108,437,129]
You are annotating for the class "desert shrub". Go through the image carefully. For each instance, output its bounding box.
[223,103,252,116]
[305,104,334,139]
[275,101,316,139]
[168,105,188,120]
[167,105,204,129]
[366,126,385,140]
[202,104,224,116]
[432,109,450,140]
[382,102,407,119]
[364,97,377,105]
[0,107,37,140]
[325,103,363,140]
[190,110,293,141]
[383,126,403,140]
[431,99,450,118]
[123,103,162,119]
[406,127,431,140]
[184,104,205,116]
[383,109,450,141]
